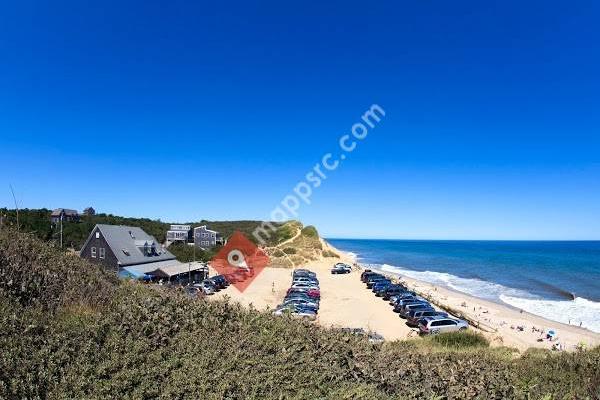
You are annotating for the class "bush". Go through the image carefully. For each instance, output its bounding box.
[301,226,318,238]
[2,230,600,399]
[283,247,297,254]
[424,331,490,349]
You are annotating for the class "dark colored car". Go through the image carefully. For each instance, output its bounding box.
[389,292,417,305]
[293,269,317,279]
[366,276,389,289]
[210,275,229,289]
[285,292,320,305]
[393,299,428,313]
[382,285,407,300]
[398,303,433,318]
[406,310,448,326]
[287,287,320,299]
[361,271,379,283]
[372,282,392,296]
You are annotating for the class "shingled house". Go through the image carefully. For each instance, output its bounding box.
[80,224,181,277]
[50,208,80,223]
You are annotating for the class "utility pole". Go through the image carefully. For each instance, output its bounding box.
[9,185,19,232]
[60,211,63,248]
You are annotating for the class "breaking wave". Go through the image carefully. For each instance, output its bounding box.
[374,263,600,333]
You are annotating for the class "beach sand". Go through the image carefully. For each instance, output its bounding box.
[211,242,600,352]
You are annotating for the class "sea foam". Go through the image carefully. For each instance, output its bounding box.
[500,295,600,333]
[375,263,600,333]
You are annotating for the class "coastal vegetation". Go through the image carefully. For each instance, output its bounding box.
[1,230,599,399]
[0,208,286,249]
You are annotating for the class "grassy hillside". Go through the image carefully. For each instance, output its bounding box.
[1,230,599,399]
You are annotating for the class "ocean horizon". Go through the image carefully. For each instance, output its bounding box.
[327,238,600,333]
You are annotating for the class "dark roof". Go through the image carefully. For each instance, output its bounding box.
[81,224,176,267]
[51,208,79,217]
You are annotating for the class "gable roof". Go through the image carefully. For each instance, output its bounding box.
[51,208,79,217]
[82,224,176,267]
[194,225,218,234]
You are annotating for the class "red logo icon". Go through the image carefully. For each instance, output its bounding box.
[211,231,269,292]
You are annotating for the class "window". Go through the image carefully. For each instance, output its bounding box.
[99,247,105,259]
[95,232,100,239]
[91,247,97,258]
[211,233,215,238]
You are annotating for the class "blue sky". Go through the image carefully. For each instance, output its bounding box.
[1,1,599,239]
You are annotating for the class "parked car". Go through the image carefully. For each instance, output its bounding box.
[193,280,216,295]
[360,270,377,282]
[398,303,434,318]
[293,269,317,278]
[210,275,229,289]
[331,263,352,274]
[389,292,417,305]
[292,276,319,285]
[282,297,319,311]
[418,316,469,335]
[382,285,407,300]
[273,304,317,320]
[366,276,390,289]
[372,282,393,296]
[406,310,448,326]
[393,298,428,313]
[291,281,319,290]
[287,287,320,299]
[285,292,320,304]
[361,272,385,283]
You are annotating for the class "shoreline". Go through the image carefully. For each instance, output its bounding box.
[330,244,600,351]
[210,240,600,352]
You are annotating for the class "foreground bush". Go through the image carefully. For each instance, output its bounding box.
[1,230,599,399]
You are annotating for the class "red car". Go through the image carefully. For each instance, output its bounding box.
[287,287,320,299]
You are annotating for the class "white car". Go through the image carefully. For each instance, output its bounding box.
[418,316,468,335]
[292,276,319,285]
[290,281,319,290]
[331,263,352,274]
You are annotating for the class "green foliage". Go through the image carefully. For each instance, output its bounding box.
[0,208,286,250]
[282,247,297,255]
[1,230,600,399]
[423,331,490,349]
[167,242,218,262]
[300,225,319,238]
[272,221,300,244]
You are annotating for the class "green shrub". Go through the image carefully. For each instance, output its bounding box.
[2,230,600,399]
[283,247,297,254]
[301,225,318,238]
[423,331,490,349]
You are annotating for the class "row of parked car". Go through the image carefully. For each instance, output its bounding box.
[360,269,469,335]
[184,274,230,297]
[273,269,321,320]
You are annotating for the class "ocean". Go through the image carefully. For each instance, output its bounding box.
[327,239,600,333]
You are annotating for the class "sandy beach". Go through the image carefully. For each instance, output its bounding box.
[211,243,600,352]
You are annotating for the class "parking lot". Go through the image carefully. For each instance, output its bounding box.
[210,260,419,341]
